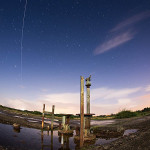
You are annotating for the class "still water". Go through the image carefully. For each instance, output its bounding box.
[0,123,119,150]
[0,123,75,150]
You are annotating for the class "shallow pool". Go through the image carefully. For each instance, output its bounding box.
[0,123,119,150]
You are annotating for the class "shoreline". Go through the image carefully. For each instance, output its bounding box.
[1,107,150,150]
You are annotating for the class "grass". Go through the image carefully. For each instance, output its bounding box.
[0,105,79,120]
[0,105,42,116]
[115,110,137,119]
[1,104,150,120]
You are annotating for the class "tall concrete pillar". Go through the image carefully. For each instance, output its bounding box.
[85,76,91,136]
[80,76,84,147]
[51,105,55,130]
[62,116,66,127]
[85,75,91,114]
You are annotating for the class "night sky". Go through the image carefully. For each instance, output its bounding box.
[0,0,150,115]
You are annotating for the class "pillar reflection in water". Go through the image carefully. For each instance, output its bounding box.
[51,130,53,150]
[41,130,54,150]
[58,133,72,150]
[41,130,44,150]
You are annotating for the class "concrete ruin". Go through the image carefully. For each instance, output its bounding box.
[58,114,73,135]
[75,75,96,146]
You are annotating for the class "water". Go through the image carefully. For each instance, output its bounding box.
[14,116,25,119]
[0,123,119,150]
[0,110,115,127]
[95,138,118,145]
[90,120,115,126]
[0,123,138,150]
[0,123,76,150]
[70,119,115,126]
[123,129,138,136]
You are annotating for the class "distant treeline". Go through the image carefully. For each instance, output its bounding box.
[0,105,150,119]
[97,107,150,119]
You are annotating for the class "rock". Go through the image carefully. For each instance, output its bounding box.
[103,145,110,149]
[130,135,135,138]
[13,123,20,129]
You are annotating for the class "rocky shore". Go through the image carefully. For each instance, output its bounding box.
[86,115,150,150]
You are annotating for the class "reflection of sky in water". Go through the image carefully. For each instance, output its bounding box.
[123,129,138,136]
[44,120,59,125]
[0,123,75,150]
[0,122,123,150]
[90,120,115,125]
[70,120,115,126]
[14,116,25,119]
[95,138,118,145]
[27,120,39,123]
[13,114,59,125]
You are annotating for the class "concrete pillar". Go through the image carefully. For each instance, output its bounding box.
[85,75,91,114]
[62,116,66,127]
[85,76,91,135]
[80,76,84,147]
[51,105,55,130]
[85,117,90,129]
[66,116,70,125]
[86,87,90,114]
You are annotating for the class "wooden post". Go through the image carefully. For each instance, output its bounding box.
[80,76,84,147]
[42,104,45,129]
[66,116,70,125]
[51,105,55,130]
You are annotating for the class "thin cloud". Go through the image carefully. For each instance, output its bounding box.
[2,98,80,114]
[94,10,150,55]
[1,86,142,115]
[111,10,150,32]
[91,87,141,100]
[91,94,150,115]
[94,31,135,55]
[42,92,79,104]
[145,85,150,92]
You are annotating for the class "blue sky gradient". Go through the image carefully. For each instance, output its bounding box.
[0,0,150,114]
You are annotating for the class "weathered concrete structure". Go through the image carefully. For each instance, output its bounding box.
[85,75,92,135]
[51,105,55,130]
[80,76,84,147]
[58,114,73,135]
[85,75,91,114]
[75,75,96,144]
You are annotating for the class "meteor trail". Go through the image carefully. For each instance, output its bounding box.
[20,0,27,81]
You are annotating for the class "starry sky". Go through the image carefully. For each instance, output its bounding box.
[0,0,150,115]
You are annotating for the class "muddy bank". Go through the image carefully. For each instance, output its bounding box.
[85,115,150,150]
[0,108,60,130]
[0,108,115,130]
[1,107,150,150]
[0,146,6,150]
